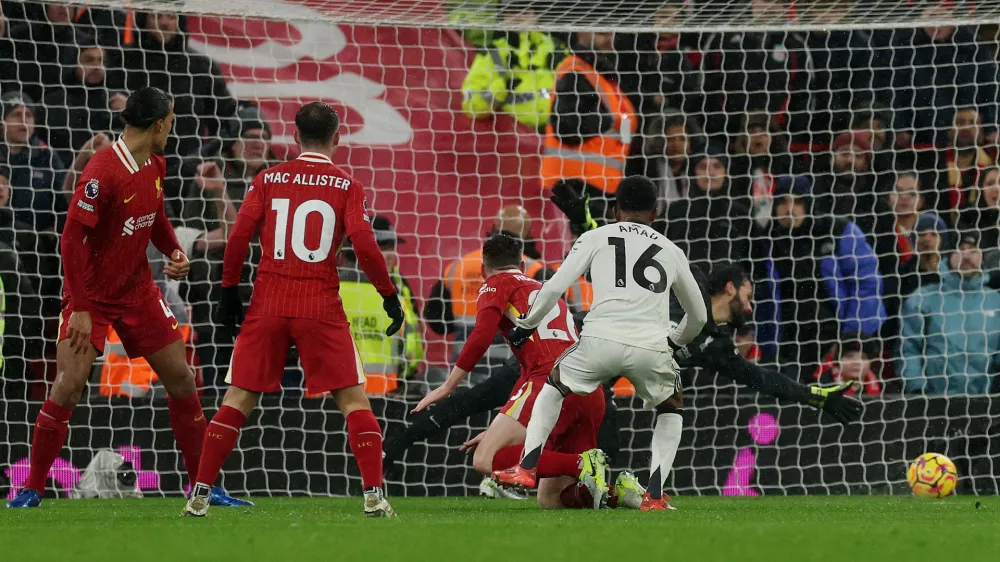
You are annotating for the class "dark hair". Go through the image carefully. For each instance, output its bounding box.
[295,102,339,146]
[482,232,523,270]
[121,87,172,129]
[615,175,657,212]
[707,262,749,296]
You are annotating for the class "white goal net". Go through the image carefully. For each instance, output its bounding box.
[1,0,999,499]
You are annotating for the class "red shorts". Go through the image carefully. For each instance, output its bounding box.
[501,373,605,455]
[59,291,182,358]
[227,315,365,394]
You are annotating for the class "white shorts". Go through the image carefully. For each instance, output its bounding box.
[556,336,679,409]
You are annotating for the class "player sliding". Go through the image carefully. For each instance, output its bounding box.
[495,176,708,510]
[7,88,248,509]
[411,233,634,510]
[182,102,405,518]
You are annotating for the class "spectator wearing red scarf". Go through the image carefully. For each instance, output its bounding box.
[873,171,951,346]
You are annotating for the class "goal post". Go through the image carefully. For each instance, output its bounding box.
[2,0,1000,499]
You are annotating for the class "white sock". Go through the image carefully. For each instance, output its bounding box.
[519,384,565,470]
[648,412,683,499]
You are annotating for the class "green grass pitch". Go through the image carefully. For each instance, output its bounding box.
[1,496,997,561]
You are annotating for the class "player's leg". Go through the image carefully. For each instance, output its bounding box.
[383,355,521,466]
[535,389,609,510]
[293,318,393,517]
[182,315,288,516]
[183,386,261,517]
[644,392,683,511]
[8,308,105,508]
[331,384,395,517]
[624,348,683,511]
[517,338,608,474]
[471,410,525,474]
[118,294,210,491]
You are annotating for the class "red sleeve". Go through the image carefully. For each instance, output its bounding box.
[342,178,371,237]
[61,219,93,311]
[66,165,114,229]
[221,174,266,288]
[149,199,183,257]
[455,306,504,372]
[350,228,397,297]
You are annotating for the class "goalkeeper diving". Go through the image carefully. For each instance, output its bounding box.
[495,177,863,509]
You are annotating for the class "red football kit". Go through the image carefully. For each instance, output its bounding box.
[60,136,184,357]
[222,152,396,394]
[456,269,604,454]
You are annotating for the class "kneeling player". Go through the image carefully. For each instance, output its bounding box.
[413,233,641,509]
[182,102,405,518]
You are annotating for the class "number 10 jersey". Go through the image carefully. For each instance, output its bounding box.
[237,152,374,321]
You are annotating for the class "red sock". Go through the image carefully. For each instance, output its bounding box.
[537,451,582,479]
[167,393,207,486]
[558,482,594,509]
[25,400,73,493]
[491,445,524,471]
[346,410,383,490]
[195,405,246,487]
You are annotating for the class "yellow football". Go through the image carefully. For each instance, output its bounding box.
[907,453,958,498]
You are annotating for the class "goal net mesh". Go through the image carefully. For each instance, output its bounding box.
[1,0,999,499]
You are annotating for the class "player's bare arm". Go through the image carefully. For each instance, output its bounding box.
[412,303,504,412]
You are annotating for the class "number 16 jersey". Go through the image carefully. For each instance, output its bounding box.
[238,152,373,321]
[529,222,698,353]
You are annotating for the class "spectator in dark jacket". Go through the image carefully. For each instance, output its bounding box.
[0,5,17,95]
[812,130,880,236]
[789,2,884,147]
[927,107,995,224]
[640,109,703,207]
[880,6,999,148]
[872,173,951,342]
[124,11,237,208]
[959,166,1000,268]
[0,92,66,312]
[0,163,44,388]
[728,112,803,225]
[702,0,804,138]
[0,92,65,232]
[752,175,885,382]
[658,143,752,271]
[40,33,126,165]
[5,4,79,103]
[182,104,275,235]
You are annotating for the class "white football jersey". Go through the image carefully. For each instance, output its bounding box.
[519,222,706,352]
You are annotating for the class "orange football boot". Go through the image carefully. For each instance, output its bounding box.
[639,492,678,511]
[492,465,537,489]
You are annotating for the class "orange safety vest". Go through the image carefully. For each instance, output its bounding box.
[443,249,544,325]
[549,260,594,312]
[100,325,193,398]
[541,55,637,194]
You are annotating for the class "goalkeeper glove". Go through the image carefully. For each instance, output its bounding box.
[550,179,598,235]
[668,337,692,363]
[218,286,245,335]
[383,294,405,336]
[807,383,864,426]
[508,325,536,348]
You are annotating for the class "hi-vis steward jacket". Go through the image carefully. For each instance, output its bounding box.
[339,266,424,394]
[461,31,564,130]
[541,55,637,194]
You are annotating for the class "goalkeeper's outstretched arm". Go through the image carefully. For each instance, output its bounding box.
[703,346,863,425]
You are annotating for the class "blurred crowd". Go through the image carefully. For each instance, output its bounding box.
[1,0,999,400]
[452,0,1000,397]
